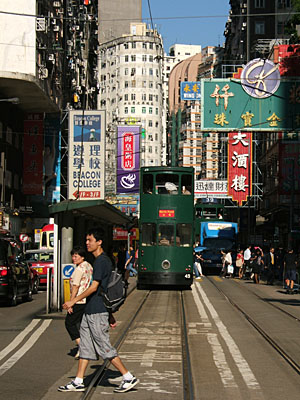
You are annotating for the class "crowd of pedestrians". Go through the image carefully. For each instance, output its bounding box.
[218,244,299,294]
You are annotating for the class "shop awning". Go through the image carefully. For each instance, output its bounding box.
[49,199,132,226]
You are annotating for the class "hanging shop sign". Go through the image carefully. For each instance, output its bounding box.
[117,126,140,194]
[68,110,105,200]
[194,180,229,199]
[201,78,300,131]
[227,132,252,205]
[180,81,201,101]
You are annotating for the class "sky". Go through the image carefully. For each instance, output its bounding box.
[142,0,230,53]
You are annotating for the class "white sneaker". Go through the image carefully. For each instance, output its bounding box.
[113,376,139,393]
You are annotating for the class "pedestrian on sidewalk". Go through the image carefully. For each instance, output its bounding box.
[264,247,276,285]
[284,248,298,294]
[124,245,137,282]
[58,227,139,393]
[65,246,93,359]
[235,249,244,279]
[252,249,263,284]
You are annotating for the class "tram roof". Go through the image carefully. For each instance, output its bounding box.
[48,199,132,226]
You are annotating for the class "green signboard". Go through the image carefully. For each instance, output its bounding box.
[201,79,300,131]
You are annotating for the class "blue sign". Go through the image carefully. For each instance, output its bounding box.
[180,81,201,101]
[63,264,75,279]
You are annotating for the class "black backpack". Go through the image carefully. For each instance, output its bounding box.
[100,264,127,313]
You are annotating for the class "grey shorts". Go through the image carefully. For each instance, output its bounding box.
[79,313,118,361]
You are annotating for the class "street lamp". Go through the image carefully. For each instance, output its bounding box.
[0,97,20,104]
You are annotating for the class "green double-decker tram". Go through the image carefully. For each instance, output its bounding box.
[137,166,194,289]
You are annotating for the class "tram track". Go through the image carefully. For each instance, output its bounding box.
[81,288,194,400]
[207,276,300,376]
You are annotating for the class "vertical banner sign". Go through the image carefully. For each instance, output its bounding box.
[117,126,140,194]
[228,132,252,205]
[68,110,105,200]
[44,114,60,204]
[23,113,44,195]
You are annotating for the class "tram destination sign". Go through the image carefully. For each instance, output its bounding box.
[201,79,300,131]
[159,209,175,218]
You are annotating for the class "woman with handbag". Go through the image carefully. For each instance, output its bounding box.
[236,249,244,279]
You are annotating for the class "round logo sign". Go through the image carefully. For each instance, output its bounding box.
[241,58,280,99]
[19,233,29,243]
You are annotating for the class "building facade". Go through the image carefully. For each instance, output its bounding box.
[98,23,164,195]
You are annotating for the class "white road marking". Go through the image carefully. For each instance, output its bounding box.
[0,319,41,361]
[0,319,52,376]
[195,281,261,390]
[192,285,238,388]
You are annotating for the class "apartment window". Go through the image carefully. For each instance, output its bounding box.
[149,43,153,49]
[143,42,147,49]
[142,107,146,113]
[149,68,154,76]
[255,21,265,34]
[124,94,128,101]
[149,94,153,101]
[149,107,153,114]
[142,68,146,75]
[142,55,147,62]
[131,80,136,87]
[131,93,136,101]
[149,81,153,88]
[131,55,136,62]
[125,55,129,62]
[124,81,129,88]
[131,68,136,76]
[124,107,128,114]
[155,95,158,102]
[124,43,129,49]
[149,146,152,153]
[142,93,146,101]
[125,68,129,75]
[155,133,158,141]
[143,80,147,88]
[149,55,153,62]
[149,120,153,127]
[131,42,136,49]
[155,147,158,154]
[155,121,159,128]
[156,108,159,115]
[255,0,265,7]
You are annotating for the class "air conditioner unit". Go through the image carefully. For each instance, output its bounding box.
[39,65,48,79]
[36,17,46,31]
[53,25,59,32]
[51,18,56,25]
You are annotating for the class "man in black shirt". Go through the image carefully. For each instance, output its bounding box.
[58,228,139,393]
[284,248,298,294]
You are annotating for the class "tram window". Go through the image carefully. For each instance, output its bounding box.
[176,224,192,247]
[158,224,173,246]
[141,223,156,246]
[181,174,192,195]
[156,174,179,194]
[143,174,153,194]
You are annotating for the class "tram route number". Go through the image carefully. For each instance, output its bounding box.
[185,274,191,279]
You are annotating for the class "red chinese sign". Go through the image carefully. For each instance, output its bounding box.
[122,132,134,170]
[23,113,44,194]
[228,132,252,205]
[72,190,101,199]
[159,209,175,218]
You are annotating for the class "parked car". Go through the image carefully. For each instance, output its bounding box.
[29,266,40,294]
[25,249,54,288]
[0,238,33,306]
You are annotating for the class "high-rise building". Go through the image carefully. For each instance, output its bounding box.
[98,23,164,195]
[98,0,142,44]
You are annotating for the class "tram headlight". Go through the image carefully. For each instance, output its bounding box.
[161,259,171,270]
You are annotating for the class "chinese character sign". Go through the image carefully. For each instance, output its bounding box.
[23,113,44,195]
[228,132,252,205]
[194,180,228,199]
[201,79,300,131]
[68,110,105,200]
[180,81,201,101]
[117,126,140,194]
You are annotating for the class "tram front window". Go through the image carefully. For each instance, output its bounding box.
[141,223,156,246]
[176,224,192,247]
[158,224,173,246]
[156,174,179,194]
[143,174,153,194]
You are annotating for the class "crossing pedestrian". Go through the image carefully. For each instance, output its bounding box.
[58,227,139,393]
[64,246,93,359]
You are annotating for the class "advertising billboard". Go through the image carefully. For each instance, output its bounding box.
[227,132,252,205]
[68,110,105,200]
[117,126,140,194]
